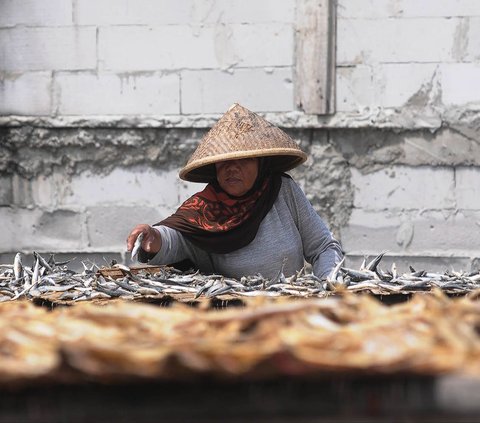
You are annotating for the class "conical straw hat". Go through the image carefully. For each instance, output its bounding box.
[179,103,307,182]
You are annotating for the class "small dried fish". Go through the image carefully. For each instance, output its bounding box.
[13,253,23,281]
[0,252,479,303]
[131,232,145,261]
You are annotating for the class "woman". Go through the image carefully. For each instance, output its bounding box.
[126,104,343,279]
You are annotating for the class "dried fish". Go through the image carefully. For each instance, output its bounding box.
[365,251,386,272]
[327,257,345,282]
[13,253,23,281]
[131,232,144,261]
[0,252,479,304]
[33,251,52,273]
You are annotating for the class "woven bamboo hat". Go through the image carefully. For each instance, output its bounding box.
[179,103,307,182]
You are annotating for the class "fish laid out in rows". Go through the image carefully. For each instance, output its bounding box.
[0,252,479,303]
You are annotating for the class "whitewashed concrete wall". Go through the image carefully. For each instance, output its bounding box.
[335,0,480,271]
[1,0,480,273]
[1,166,199,264]
[336,0,480,117]
[0,0,296,116]
[1,0,479,123]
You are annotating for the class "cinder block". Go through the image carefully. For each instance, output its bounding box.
[441,63,480,105]
[337,0,399,18]
[351,166,455,210]
[181,68,293,113]
[397,0,480,17]
[29,174,56,209]
[374,63,439,108]
[340,208,404,255]
[60,168,185,209]
[338,0,480,18]
[200,0,295,23]
[407,210,480,253]
[99,23,292,71]
[341,209,480,257]
[26,173,75,208]
[221,23,293,67]
[0,0,72,26]
[11,175,33,207]
[0,72,52,115]
[75,0,191,25]
[0,207,84,251]
[99,26,218,71]
[336,65,375,112]
[456,167,480,209]
[403,129,480,166]
[75,0,293,25]
[86,206,166,249]
[33,209,85,250]
[14,174,65,208]
[19,159,204,212]
[0,207,25,250]
[337,18,457,64]
[55,72,180,115]
[0,27,96,71]
[332,128,480,169]
[466,17,480,61]
[0,176,13,205]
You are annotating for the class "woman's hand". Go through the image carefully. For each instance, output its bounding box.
[126,224,162,255]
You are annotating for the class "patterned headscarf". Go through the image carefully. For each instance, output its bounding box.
[155,160,282,254]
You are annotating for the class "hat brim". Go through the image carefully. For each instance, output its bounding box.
[179,148,307,183]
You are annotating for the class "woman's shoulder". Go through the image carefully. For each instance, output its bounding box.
[279,174,303,197]
[280,173,295,186]
[277,174,309,214]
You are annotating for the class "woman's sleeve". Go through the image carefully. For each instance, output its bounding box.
[138,226,190,265]
[286,179,344,279]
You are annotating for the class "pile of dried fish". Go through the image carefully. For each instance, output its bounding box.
[0,292,479,382]
[1,251,480,303]
[332,253,480,295]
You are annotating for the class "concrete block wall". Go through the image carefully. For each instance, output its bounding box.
[1,0,480,274]
[0,0,296,116]
[341,166,480,258]
[2,0,479,119]
[336,0,480,115]
[333,0,480,271]
[0,165,201,266]
[330,122,480,272]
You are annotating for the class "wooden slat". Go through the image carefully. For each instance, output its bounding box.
[98,265,164,279]
[295,0,336,114]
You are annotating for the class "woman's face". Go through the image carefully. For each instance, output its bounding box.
[215,158,259,197]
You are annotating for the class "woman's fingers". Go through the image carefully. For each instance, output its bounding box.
[143,232,155,251]
[127,225,161,254]
[126,224,150,251]
[143,227,161,253]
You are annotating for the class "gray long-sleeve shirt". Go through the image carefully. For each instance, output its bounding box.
[147,176,343,279]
